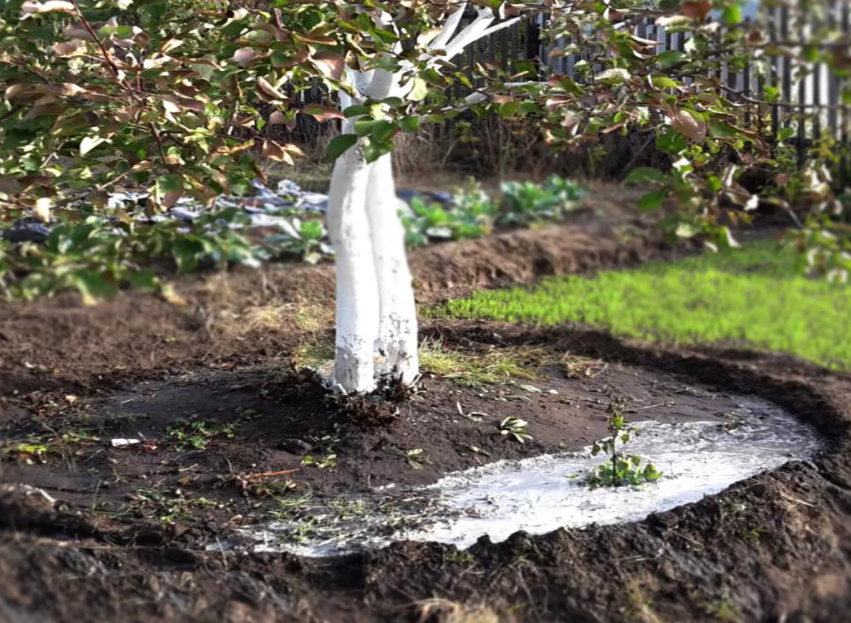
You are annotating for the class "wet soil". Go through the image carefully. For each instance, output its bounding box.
[1,205,849,623]
[0,357,752,532]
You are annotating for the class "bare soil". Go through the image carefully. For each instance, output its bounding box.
[1,201,849,623]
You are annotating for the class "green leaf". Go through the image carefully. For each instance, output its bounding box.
[722,5,743,25]
[639,190,667,212]
[802,47,819,64]
[399,115,420,132]
[127,268,158,290]
[371,120,397,143]
[363,138,392,163]
[172,238,205,273]
[343,105,370,118]
[157,175,182,193]
[656,130,688,154]
[353,119,377,137]
[70,270,118,305]
[777,127,796,142]
[408,78,429,102]
[300,219,323,241]
[651,76,680,90]
[519,101,542,115]
[623,167,668,185]
[657,51,686,69]
[326,134,357,160]
[499,102,521,117]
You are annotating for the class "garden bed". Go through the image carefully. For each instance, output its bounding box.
[2,220,849,623]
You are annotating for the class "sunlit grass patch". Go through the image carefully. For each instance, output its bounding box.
[436,242,851,370]
[419,339,543,386]
[290,337,545,386]
[292,338,336,370]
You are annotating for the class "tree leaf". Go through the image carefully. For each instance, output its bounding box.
[671,109,707,142]
[70,270,118,306]
[399,116,420,132]
[408,78,429,101]
[256,77,287,101]
[680,1,711,22]
[326,134,357,160]
[303,104,344,122]
[262,140,291,163]
[309,52,345,80]
[623,167,668,185]
[343,105,370,118]
[80,136,106,155]
[638,190,667,212]
[657,50,686,69]
[233,47,259,67]
[722,5,743,25]
[595,68,630,85]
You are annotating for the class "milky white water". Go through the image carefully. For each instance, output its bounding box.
[238,399,821,558]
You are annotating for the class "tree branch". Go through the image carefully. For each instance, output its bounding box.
[427,1,468,53]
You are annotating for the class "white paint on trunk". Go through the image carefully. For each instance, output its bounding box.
[326,6,518,391]
[367,153,419,382]
[328,140,379,394]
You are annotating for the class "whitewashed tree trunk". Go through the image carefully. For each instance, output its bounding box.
[328,137,380,394]
[367,153,418,383]
[327,3,518,393]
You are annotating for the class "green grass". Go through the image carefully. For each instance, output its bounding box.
[419,339,542,386]
[435,241,851,370]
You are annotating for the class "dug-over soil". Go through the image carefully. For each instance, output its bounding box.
[0,184,672,398]
[0,354,757,523]
[1,203,848,623]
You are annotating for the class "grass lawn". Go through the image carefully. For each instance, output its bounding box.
[434,241,851,370]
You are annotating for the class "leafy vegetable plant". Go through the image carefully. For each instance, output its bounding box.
[499,175,582,226]
[498,416,533,443]
[263,216,330,264]
[587,396,661,488]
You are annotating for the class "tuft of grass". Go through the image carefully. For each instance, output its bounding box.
[293,302,334,332]
[165,419,236,451]
[419,339,542,386]
[217,301,333,337]
[413,599,499,623]
[292,338,335,370]
[438,242,851,370]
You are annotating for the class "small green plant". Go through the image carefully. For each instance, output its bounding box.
[499,175,582,226]
[128,487,219,525]
[1,209,268,303]
[0,441,50,463]
[402,190,496,248]
[588,396,662,488]
[59,430,100,445]
[301,429,339,469]
[702,598,739,623]
[300,453,338,469]
[444,550,477,564]
[262,216,330,264]
[165,419,236,451]
[405,197,455,244]
[498,417,533,443]
[241,478,297,499]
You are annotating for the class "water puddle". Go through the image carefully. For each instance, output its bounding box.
[236,399,821,558]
